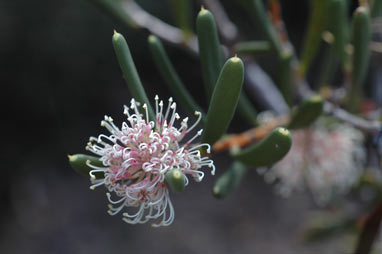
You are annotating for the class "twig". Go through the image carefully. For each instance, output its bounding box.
[213,115,289,152]
[324,102,381,132]
[120,0,198,55]
[354,202,382,254]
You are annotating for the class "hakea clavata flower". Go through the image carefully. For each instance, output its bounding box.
[85,96,215,227]
[257,116,366,205]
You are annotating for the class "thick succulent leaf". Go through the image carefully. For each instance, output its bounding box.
[232,127,292,167]
[234,41,271,55]
[165,169,186,193]
[237,0,282,56]
[147,35,204,116]
[68,154,104,178]
[299,0,331,76]
[202,57,244,146]
[278,51,293,106]
[112,31,154,120]
[348,6,371,111]
[169,0,193,38]
[372,0,382,18]
[213,161,248,199]
[327,0,349,65]
[288,95,324,130]
[196,7,225,100]
[87,0,137,28]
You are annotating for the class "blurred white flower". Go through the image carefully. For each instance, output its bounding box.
[260,118,366,205]
[86,96,215,226]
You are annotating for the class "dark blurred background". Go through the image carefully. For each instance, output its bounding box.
[0,0,364,253]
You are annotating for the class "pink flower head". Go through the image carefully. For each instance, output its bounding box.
[86,96,215,227]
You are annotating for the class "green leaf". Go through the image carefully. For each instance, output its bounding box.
[68,154,105,178]
[147,35,204,117]
[348,6,371,111]
[299,0,331,76]
[234,41,272,55]
[288,95,324,130]
[302,212,356,242]
[169,0,193,39]
[202,56,244,146]
[112,31,155,120]
[278,51,293,106]
[165,168,186,192]
[213,161,248,199]
[237,93,258,126]
[87,0,137,28]
[232,127,292,167]
[196,7,225,100]
[371,0,382,18]
[237,0,282,56]
[327,0,349,65]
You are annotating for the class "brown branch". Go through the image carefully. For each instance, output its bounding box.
[213,115,289,152]
[354,202,382,254]
[324,102,381,132]
[120,0,198,55]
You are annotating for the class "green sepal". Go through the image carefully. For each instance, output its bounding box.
[288,95,324,130]
[196,7,225,100]
[348,6,371,111]
[165,168,186,192]
[147,35,204,117]
[112,31,155,120]
[202,57,244,146]
[213,161,248,199]
[68,154,105,179]
[232,127,292,167]
[234,41,272,55]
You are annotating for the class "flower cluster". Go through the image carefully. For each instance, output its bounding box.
[85,96,215,226]
[259,118,366,205]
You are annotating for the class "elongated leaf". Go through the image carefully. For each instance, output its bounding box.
[169,0,193,39]
[278,51,293,106]
[87,0,137,28]
[165,168,186,192]
[288,95,324,129]
[237,0,282,56]
[237,93,258,125]
[202,57,244,146]
[112,31,154,120]
[147,35,204,116]
[303,212,356,242]
[232,127,292,167]
[348,6,371,111]
[327,0,349,64]
[68,154,104,178]
[196,7,224,100]
[234,41,272,55]
[213,161,248,199]
[299,0,331,76]
[372,0,382,18]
